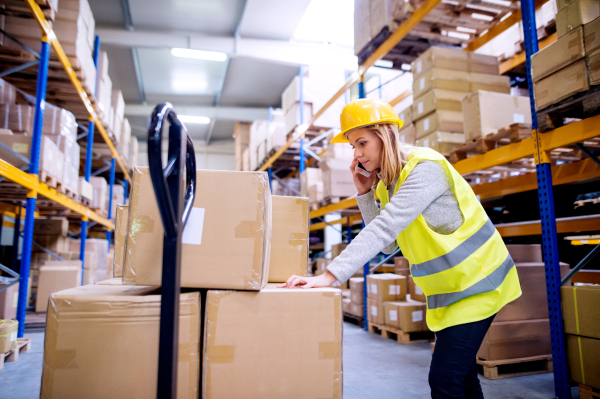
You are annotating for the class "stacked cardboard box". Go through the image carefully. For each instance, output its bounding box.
[0,135,63,182]
[562,284,600,389]
[366,273,407,325]
[533,13,600,110]
[301,167,323,198]
[0,280,18,320]
[234,122,251,171]
[111,90,125,142]
[411,47,511,154]
[394,256,409,277]
[397,106,416,144]
[348,277,365,316]
[96,51,112,125]
[318,133,356,200]
[35,261,82,312]
[89,176,108,212]
[0,320,17,354]
[247,116,286,171]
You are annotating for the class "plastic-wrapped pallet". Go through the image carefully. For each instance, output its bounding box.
[89,176,108,211]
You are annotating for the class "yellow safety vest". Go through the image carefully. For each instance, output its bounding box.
[376,147,521,331]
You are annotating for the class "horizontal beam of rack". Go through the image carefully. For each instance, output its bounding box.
[309,214,363,232]
[496,215,600,237]
[0,159,113,229]
[309,197,358,219]
[25,0,130,182]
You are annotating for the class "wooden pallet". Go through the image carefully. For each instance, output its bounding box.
[580,384,600,399]
[343,311,364,328]
[537,84,600,133]
[63,187,79,201]
[0,338,32,371]
[39,170,62,191]
[476,354,552,380]
[368,322,435,344]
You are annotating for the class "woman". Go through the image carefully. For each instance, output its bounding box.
[280,98,522,399]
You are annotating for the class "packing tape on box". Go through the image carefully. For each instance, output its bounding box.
[572,287,586,384]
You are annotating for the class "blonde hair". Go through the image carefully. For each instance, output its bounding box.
[365,123,412,187]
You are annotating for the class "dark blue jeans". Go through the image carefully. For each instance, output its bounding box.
[429,314,496,399]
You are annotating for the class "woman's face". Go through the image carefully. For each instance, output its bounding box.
[347,128,383,172]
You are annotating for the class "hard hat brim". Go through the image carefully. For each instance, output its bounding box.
[331,119,404,144]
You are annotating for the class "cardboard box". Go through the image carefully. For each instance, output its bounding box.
[70,238,109,284]
[350,302,364,317]
[300,167,323,197]
[285,101,313,134]
[331,243,347,260]
[31,235,69,254]
[397,105,413,126]
[566,334,600,389]
[40,284,200,398]
[90,176,108,211]
[506,244,543,263]
[366,273,407,302]
[0,103,34,133]
[496,262,569,322]
[342,297,352,313]
[462,91,532,142]
[367,298,384,324]
[585,17,600,54]
[0,320,18,353]
[321,158,357,198]
[589,48,600,85]
[203,287,342,398]
[556,0,600,38]
[0,282,18,320]
[124,168,271,290]
[477,319,552,360]
[534,59,590,110]
[415,110,464,139]
[415,131,466,155]
[34,217,69,237]
[562,285,600,340]
[349,277,364,293]
[350,291,363,305]
[268,196,309,283]
[399,124,416,144]
[0,135,62,178]
[412,68,511,99]
[409,276,426,302]
[0,78,17,104]
[35,263,82,312]
[384,300,428,332]
[78,178,93,202]
[412,89,466,121]
[412,47,500,80]
[532,26,586,82]
[558,0,576,10]
[315,258,331,276]
[354,0,371,54]
[112,205,129,278]
[394,257,408,270]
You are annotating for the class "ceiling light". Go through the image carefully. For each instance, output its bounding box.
[456,26,477,33]
[178,115,211,124]
[448,31,471,40]
[481,0,512,6]
[479,29,489,36]
[374,60,394,68]
[171,48,227,62]
[400,64,411,71]
[471,13,494,21]
[500,12,513,22]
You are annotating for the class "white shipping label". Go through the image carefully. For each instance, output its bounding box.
[420,78,425,90]
[418,102,424,115]
[371,305,378,316]
[424,118,429,131]
[416,61,422,74]
[412,310,423,322]
[9,332,16,342]
[12,143,28,153]
[371,283,378,294]
[415,285,424,295]
[389,285,401,295]
[181,208,205,245]
[389,310,398,322]
[513,113,525,123]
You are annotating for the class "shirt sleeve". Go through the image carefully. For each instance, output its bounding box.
[326,161,452,283]
[355,190,399,255]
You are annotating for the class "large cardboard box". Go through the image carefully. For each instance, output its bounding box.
[415,131,465,155]
[562,285,600,340]
[366,273,407,302]
[556,0,600,38]
[35,263,82,312]
[462,91,532,142]
[40,284,200,398]
[0,320,17,353]
[531,26,586,82]
[124,167,271,290]
[34,217,69,237]
[566,335,600,389]
[397,106,413,126]
[399,124,416,145]
[477,319,551,360]
[269,196,308,282]
[0,282,18,320]
[321,158,356,198]
[409,276,426,302]
[534,59,590,110]
[112,205,129,278]
[342,297,351,313]
[411,47,500,79]
[412,89,466,121]
[496,262,569,322]
[350,290,363,305]
[394,257,409,273]
[415,110,464,139]
[506,244,543,263]
[384,300,428,332]
[367,298,384,324]
[203,287,342,399]
[412,68,511,99]
[589,49,600,85]
[0,135,63,178]
[584,16,600,54]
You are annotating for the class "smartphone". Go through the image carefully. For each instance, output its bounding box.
[355,162,371,177]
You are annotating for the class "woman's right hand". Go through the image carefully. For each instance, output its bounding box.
[350,158,377,195]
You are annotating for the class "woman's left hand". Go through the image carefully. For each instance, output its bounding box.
[278,270,338,289]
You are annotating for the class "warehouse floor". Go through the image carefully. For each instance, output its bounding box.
[0,325,580,398]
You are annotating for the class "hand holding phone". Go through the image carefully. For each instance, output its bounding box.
[355,162,372,177]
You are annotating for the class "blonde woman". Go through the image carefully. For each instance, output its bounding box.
[280,98,522,398]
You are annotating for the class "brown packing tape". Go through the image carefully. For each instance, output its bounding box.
[209,345,236,364]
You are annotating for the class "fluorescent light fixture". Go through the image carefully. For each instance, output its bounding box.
[500,12,513,22]
[479,29,489,36]
[178,115,211,124]
[374,59,394,68]
[482,0,512,6]
[456,26,477,33]
[171,48,227,61]
[471,13,494,21]
[448,31,471,40]
[400,64,411,71]
[171,78,208,93]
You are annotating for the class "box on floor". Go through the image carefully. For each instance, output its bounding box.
[203,286,342,398]
[384,300,428,332]
[477,318,551,360]
[0,320,18,353]
[35,262,82,312]
[367,273,407,302]
[566,334,600,389]
[562,285,600,340]
[124,167,271,290]
[40,284,200,398]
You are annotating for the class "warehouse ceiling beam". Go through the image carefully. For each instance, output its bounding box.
[124,104,269,122]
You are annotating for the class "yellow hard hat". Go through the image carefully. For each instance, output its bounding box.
[331,98,404,144]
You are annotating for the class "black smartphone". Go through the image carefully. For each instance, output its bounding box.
[355,162,371,177]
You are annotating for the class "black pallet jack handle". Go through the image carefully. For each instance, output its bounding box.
[147,103,196,399]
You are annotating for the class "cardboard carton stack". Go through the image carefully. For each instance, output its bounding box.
[397,106,416,144]
[0,320,18,354]
[348,277,365,317]
[532,14,600,111]
[129,134,138,167]
[319,133,357,200]
[112,205,129,278]
[366,274,407,322]
[69,238,110,282]
[96,51,112,126]
[0,279,19,320]
[411,47,511,155]
[247,118,286,171]
[89,176,108,213]
[315,258,332,276]
[478,244,571,361]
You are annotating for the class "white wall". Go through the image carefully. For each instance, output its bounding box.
[137,139,235,171]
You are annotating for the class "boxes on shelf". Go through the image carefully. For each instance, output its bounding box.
[0,281,18,320]
[354,0,372,54]
[35,262,82,312]
[320,158,356,198]
[321,142,355,162]
[531,26,586,82]
[585,16,600,54]
[300,167,323,197]
[284,102,313,135]
[411,47,501,80]
[506,244,543,262]
[397,106,413,126]
[110,184,125,220]
[0,320,17,354]
[69,238,109,283]
[367,298,385,324]
[315,258,331,276]
[415,131,465,155]
[415,110,464,139]
[462,91,531,142]
[0,78,17,104]
[350,302,364,317]
[112,205,129,278]
[78,177,93,202]
[40,284,200,398]
[477,319,551,360]
[111,90,125,140]
[384,300,428,332]
[589,49,600,85]
[366,273,407,302]
[203,287,342,398]
[129,134,139,167]
[343,297,352,312]
[412,69,511,99]
[365,72,413,106]
[96,51,111,121]
[124,168,271,290]
[31,235,69,254]
[566,335,600,389]
[412,89,465,122]
[534,59,589,110]
[43,107,78,141]
[409,276,426,302]
[562,285,600,339]
[89,176,108,211]
[118,118,131,162]
[0,104,34,133]
[556,0,600,38]
[234,122,251,171]
[34,217,69,236]
[399,124,416,144]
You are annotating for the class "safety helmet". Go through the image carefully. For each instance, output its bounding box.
[331,98,404,144]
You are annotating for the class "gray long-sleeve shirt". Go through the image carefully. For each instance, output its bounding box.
[326,161,465,283]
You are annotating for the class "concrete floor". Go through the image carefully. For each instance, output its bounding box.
[0,324,581,398]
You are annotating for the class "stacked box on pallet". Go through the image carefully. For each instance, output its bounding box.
[0,279,18,320]
[111,90,125,144]
[366,274,407,325]
[314,258,332,276]
[69,238,109,282]
[300,167,322,197]
[349,277,364,317]
[96,51,112,125]
[0,134,63,182]
[234,121,251,171]
[397,106,416,144]
[119,118,132,165]
[110,183,125,219]
[394,256,409,277]
[89,176,108,213]
[411,47,511,155]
